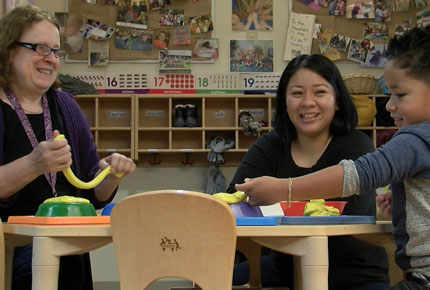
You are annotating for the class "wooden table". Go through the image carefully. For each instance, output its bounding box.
[3,221,393,290]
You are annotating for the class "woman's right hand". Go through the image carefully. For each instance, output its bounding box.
[376,190,392,220]
[28,130,72,174]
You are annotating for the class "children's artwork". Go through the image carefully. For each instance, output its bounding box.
[171,25,191,45]
[159,9,185,26]
[394,19,413,35]
[232,0,273,31]
[192,38,219,59]
[317,28,341,61]
[159,50,192,74]
[392,0,409,11]
[284,12,315,61]
[301,0,321,11]
[56,12,85,54]
[412,0,427,8]
[347,39,372,63]
[229,40,274,73]
[329,33,351,52]
[116,0,148,29]
[190,15,214,34]
[115,28,153,50]
[82,19,115,41]
[346,0,375,18]
[363,22,389,39]
[416,10,430,27]
[374,0,391,22]
[88,40,109,66]
[328,0,346,15]
[153,29,170,49]
[364,43,388,67]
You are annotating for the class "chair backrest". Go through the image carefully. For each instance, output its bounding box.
[110,190,237,290]
[0,219,5,290]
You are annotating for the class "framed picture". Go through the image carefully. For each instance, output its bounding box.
[229,40,274,73]
[159,50,192,74]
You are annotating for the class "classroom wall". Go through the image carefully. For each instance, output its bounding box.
[4,0,384,284]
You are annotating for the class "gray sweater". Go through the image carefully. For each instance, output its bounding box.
[342,121,430,274]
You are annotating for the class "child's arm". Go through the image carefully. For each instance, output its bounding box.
[235,164,344,206]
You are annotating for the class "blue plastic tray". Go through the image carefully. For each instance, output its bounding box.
[236,216,281,226]
[280,215,376,225]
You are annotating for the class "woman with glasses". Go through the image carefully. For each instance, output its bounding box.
[0,5,136,290]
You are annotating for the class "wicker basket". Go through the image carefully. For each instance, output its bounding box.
[343,74,378,94]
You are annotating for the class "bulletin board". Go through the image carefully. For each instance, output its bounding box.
[292,0,427,60]
[67,0,212,61]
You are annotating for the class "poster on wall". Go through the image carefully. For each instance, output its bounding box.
[283,12,315,61]
[232,0,273,31]
[229,40,274,73]
[159,50,192,74]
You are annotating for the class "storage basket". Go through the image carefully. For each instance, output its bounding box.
[343,74,378,94]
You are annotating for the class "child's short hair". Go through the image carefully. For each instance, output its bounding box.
[386,25,430,82]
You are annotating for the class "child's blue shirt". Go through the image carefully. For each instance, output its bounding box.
[355,121,430,274]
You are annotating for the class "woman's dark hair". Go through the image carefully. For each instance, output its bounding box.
[274,54,357,142]
[0,5,61,89]
[386,25,430,83]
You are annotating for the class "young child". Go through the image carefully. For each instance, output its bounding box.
[236,25,430,290]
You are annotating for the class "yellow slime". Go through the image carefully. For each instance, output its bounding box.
[54,134,123,189]
[212,191,247,204]
[303,199,340,216]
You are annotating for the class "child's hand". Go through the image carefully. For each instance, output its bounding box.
[376,190,392,220]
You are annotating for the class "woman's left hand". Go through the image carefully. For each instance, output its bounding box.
[99,153,136,178]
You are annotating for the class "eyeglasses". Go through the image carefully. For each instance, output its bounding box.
[15,42,67,59]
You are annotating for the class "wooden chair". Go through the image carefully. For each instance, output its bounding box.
[110,190,237,290]
[1,219,5,290]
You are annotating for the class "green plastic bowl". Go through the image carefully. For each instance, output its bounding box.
[35,202,97,217]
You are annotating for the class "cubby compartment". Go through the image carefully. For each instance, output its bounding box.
[171,98,202,128]
[237,131,260,149]
[98,97,132,128]
[137,130,170,149]
[172,130,203,149]
[137,97,169,128]
[97,130,131,150]
[238,97,271,127]
[74,97,96,127]
[204,130,236,149]
[204,98,236,127]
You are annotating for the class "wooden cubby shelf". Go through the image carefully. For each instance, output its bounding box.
[73,93,397,166]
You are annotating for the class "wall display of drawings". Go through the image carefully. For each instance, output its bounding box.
[67,0,212,62]
[292,0,428,63]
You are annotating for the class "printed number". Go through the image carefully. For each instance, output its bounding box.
[198,77,209,87]
[244,78,255,88]
[154,77,164,87]
[107,77,118,87]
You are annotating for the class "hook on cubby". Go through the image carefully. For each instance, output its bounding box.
[148,153,161,165]
[181,152,194,165]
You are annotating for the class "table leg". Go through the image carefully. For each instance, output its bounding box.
[252,236,329,290]
[31,236,112,290]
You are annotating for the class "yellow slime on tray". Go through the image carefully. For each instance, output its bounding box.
[212,191,247,204]
[54,134,123,189]
[303,199,340,216]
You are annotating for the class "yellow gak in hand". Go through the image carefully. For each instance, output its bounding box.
[54,134,123,189]
[212,191,247,204]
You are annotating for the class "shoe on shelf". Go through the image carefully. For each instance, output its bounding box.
[174,104,186,127]
[185,104,198,127]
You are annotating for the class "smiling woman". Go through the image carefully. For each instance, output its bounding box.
[0,5,136,290]
[228,54,390,290]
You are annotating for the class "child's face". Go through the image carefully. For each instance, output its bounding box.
[384,60,430,128]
